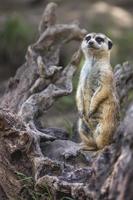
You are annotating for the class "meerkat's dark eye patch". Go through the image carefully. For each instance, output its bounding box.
[85,35,91,42]
[95,37,104,43]
[108,40,113,50]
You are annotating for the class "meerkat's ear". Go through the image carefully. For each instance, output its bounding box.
[108,40,113,50]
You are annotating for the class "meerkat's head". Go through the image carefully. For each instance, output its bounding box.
[81,32,113,57]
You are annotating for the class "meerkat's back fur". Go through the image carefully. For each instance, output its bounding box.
[76,33,119,150]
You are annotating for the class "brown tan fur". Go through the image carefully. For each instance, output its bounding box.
[76,33,119,150]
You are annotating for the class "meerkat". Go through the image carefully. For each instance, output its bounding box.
[76,32,119,150]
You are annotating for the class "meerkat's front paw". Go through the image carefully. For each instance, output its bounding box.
[78,110,84,118]
[88,110,94,118]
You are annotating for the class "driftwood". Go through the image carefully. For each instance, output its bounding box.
[0,2,133,200]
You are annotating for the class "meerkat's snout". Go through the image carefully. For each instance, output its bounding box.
[88,41,94,48]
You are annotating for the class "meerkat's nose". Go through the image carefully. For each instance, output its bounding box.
[89,41,94,46]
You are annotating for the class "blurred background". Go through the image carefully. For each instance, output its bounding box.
[0,0,133,133]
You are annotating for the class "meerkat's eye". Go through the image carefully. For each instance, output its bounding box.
[95,37,104,43]
[85,35,91,42]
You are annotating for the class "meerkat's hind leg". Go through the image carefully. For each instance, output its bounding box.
[79,142,97,151]
[95,122,113,149]
[78,118,97,151]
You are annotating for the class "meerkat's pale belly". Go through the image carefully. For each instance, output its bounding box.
[78,61,101,124]
[79,60,91,90]
[80,61,100,98]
